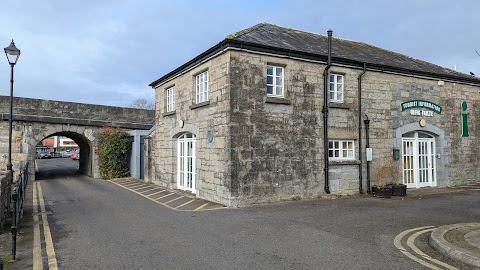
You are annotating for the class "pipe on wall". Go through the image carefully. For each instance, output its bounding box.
[323,29,333,194]
[364,114,371,193]
[357,63,367,194]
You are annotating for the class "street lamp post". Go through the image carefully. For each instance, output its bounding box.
[4,40,20,261]
[4,40,20,178]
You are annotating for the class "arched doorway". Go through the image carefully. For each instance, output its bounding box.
[177,133,196,193]
[402,131,437,188]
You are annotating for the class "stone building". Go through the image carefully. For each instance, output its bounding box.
[148,23,480,207]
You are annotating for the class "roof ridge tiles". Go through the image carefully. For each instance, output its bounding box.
[150,22,480,87]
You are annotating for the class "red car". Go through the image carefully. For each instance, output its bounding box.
[71,151,80,160]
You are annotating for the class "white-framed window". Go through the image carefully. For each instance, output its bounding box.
[328,140,354,160]
[267,65,284,97]
[329,73,343,102]
[196,71,209,103]
[166,86,175,112]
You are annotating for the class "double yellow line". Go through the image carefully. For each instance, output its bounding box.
[394,226,458,270]
[32,181,58,270]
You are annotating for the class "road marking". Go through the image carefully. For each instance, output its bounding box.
[175,199,195,209]
[146,190,166,197]
[164,196,184,204]
[406,229,459,270]
[32,181,43,270]
[37,182,59,270]
[122,183,146,188]
[394,226,459,270]
[109,180,227,211]
[140,187,164,194]
[156,193,174,200]
[131,186,152,192]
[195,203,209,211]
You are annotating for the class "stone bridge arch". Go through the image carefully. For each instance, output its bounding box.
[29,125,99,177]
[0,96,154,180]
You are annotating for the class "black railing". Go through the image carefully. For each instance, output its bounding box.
[10,163,29,261]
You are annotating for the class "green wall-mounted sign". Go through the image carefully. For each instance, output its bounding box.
[401,100,443,114]
[462,101,469,137]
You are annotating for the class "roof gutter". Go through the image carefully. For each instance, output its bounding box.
[323,29,333,194]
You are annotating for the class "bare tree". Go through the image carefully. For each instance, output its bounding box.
[476,50,480,57]
[129,98,154,110]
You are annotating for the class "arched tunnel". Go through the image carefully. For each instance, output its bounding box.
[34,131,93,178]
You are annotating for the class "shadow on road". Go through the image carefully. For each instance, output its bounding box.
[35,158,82,180]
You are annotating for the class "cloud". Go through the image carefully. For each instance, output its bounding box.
[0,0,479,108]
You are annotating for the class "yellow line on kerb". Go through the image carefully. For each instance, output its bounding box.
[37,182,59,270]
[32,182,43,270]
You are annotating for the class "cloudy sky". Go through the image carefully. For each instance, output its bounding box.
[0,0,479,107]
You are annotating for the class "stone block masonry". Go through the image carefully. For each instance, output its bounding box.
[152,48,480,206]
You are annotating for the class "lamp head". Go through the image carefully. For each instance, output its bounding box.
[4,40,20,65]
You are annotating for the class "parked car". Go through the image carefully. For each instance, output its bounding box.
[36,151,52,159]
[71,152,80,160]
[59,149,75,157]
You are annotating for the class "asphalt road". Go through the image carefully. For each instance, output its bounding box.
[35,159,480,270]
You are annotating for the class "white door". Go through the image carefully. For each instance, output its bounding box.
[402,132,436,188]
[177,133,196,193]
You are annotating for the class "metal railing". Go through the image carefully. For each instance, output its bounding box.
[10,163,29,261]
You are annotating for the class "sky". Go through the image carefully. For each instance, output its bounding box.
[0,0,479,107]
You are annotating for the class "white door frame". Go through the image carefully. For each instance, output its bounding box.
[402,132,437,188]
[177,133,196,193]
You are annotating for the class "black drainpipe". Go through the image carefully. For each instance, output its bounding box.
[364,114,371,193]
[323,29,333,194]
[357,63,367,194]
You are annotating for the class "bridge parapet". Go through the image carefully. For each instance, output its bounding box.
[0,96,155,180]
[0,96,154,129]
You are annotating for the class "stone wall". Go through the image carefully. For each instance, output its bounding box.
[0,96,154,129]
[362,71,479,187]
[153,52,232,205]
[143,130,156,184]
[152,48,480,206]
[0,97,154,180]
[228,51,325,205]
[0,172,10,234]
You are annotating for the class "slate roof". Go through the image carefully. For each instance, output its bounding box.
[150,23,480,87]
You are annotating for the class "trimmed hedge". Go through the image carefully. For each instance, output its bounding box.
[97,127,131,180]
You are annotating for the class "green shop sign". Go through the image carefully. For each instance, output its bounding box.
[401,100,442,114]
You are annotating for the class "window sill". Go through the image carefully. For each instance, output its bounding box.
[265,97,291,105]
[329,102,351,110]
[329,160,360,166]
[190,100,210,110]
[163,111,176,117]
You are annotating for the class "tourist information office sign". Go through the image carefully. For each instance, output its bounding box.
[401,100,443,117]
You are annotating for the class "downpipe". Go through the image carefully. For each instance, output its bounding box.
[323,29,333,194]
[357,63,367,194]
[364,115,372,193]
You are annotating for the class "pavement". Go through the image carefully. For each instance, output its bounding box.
[429,223,480,269]
[392,184,480,268]
[0,181,479,269]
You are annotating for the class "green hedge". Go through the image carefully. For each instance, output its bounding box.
[97,127,131,179]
